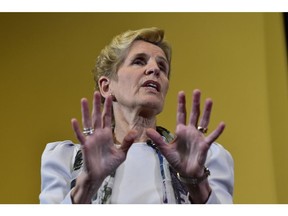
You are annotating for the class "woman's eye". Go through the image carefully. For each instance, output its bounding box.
[159,65,166,72]
[159,63,168,74]
[133,58,146,65]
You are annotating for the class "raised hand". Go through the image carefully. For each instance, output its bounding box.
[70,91,137,203]
[146,89,225,180]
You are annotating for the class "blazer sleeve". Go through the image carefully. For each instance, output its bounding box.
[205,143,234,204]
[39,140,80,204]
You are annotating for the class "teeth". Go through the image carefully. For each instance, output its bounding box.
[147,83,157,88]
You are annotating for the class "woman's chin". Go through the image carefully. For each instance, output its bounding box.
[138,100,163,115]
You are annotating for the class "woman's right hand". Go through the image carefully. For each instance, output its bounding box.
[70,91,137,203]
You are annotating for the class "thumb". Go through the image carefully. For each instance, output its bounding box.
[146,128,168,153]
[120,130,138,153]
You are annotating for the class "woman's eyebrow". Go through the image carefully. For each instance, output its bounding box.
[131,53,148,59]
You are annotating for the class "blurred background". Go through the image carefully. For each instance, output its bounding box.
[0,13,287,204]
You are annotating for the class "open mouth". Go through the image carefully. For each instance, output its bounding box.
[142,80,161,92]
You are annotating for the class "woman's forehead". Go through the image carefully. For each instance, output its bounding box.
[127,40,167,59]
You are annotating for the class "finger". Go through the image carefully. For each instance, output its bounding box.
[92,92,102,129]
[146,128,169,154]
[177,91,186,125]
[189,89,201,126]
[81,98,92,129]
[205,122,226,145]
[71,118,86,145]
[120,130,138,153]
[198,98,213,129]
[102,95,113,128]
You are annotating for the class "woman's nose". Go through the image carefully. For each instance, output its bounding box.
[145,61,160,76]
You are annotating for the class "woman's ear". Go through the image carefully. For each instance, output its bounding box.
[98,76,111,98]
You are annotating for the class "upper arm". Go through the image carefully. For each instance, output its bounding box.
[39,140,80,204]
[205,143,234,204]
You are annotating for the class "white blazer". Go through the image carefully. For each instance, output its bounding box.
[39,140,234,204]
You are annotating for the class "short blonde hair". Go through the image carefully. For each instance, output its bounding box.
[93,27,172,92]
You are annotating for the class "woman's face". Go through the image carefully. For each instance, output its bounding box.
[110,40,170,116]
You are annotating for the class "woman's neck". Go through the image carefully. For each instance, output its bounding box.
[113,108,157,144]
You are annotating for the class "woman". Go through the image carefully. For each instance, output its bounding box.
[39,27,234,204]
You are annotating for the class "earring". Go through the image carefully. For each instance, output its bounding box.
[109,92,116,101]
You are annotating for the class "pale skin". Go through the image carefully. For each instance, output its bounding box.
[70,40,225,204]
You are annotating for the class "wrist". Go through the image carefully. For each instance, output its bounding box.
[187,181,212,204]
[71,173,103,204]
[177,167,210,186]
[176,167,211,204]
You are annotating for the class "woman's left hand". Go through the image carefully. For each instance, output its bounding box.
[146,89,225,202]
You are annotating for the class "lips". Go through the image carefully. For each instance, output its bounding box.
[142,80,161,92]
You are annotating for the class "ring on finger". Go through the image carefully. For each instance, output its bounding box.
[197,126,208,134]
[83,127,94,136]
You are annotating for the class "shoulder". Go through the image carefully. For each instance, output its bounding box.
[208,142,232,158]
[209,142,229,153]
[208,142,233,164]
[42,140,80,156]
[41,140,81,170]
[44,140,79,151]
[206,142,234,178]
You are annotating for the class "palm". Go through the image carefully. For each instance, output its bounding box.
[171,124,209,175]
[81,129,120,179]
[71,92,136,181]
[147,90,225,177]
